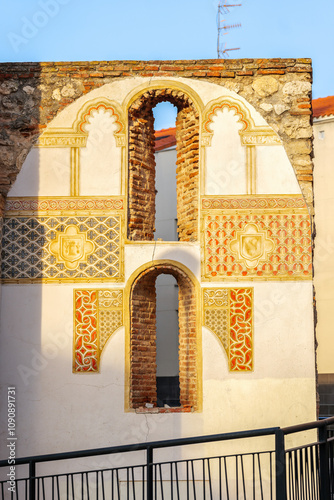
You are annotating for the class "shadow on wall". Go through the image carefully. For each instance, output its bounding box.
[0,63,43,457]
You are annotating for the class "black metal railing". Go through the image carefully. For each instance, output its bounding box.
[0,416,333,500]
[281,417,334,500]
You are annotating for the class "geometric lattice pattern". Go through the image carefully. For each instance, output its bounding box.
[99,310,122,350]
[203,209,312,281]
[1,216,122,282]
[203,287,253,371]
[98,290,123,350]
[204,308,229,350]
[73,289,123,372]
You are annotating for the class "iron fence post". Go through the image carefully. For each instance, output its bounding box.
[29,460,35,500]
[319,425,330,500]
[147,446,153,500]
[275,429,287,500]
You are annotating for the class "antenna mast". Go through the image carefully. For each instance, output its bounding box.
[217,2,242,58]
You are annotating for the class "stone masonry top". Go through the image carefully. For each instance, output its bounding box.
[0,58,313,212]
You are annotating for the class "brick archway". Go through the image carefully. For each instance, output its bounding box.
[127,88,200,242]
[129,263,198,411]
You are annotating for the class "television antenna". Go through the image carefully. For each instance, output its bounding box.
[217,2,242,58]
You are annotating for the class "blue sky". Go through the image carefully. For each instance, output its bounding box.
[0,0,332,128]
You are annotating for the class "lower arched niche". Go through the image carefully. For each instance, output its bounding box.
[126,261,200,412]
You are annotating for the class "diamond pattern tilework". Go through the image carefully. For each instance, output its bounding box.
[204,308,229,350]
[203,213,311,280]
[99,310,123,350]
[2,216,122,282]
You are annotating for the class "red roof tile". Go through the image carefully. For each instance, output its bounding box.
[155,127,176,151]
[313,96,334,118]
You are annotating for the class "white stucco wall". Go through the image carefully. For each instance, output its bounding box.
[313,116,334,374]
[8,148,71,197]
[0,280,315,459]
[205,108,246,195]
[80,109,122,196]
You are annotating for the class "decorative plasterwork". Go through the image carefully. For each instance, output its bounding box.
[203,287,253,371]
[73,289,123,373]
[76,102,124,135]
[5,197,124,214]
[241,129,282,146]
[246,145,256,195]
[230,223,274,269]
[201,96,281,148]
[35,98,125,196]
[203,97,254,134]
[201,195,312,281]
[36,98,126,148]
[202,196,307,210]
[74,98,125,148]
[70,147,80,197]
[37,133,87,148]
[1,202,123,282]
[49,225,95,270]
[124,79,204,117]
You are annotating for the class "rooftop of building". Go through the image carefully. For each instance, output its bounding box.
[313,96,334,118]
[155,127,176,151]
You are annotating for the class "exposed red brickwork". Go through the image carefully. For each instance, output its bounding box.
[128,103,156,240]
[130,271,157,407]
[130,265,198,411]
[176,106,199,241]
[127,88,199,242]
[178,273,197,408]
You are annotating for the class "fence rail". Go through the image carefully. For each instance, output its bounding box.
[1,417,333,500]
